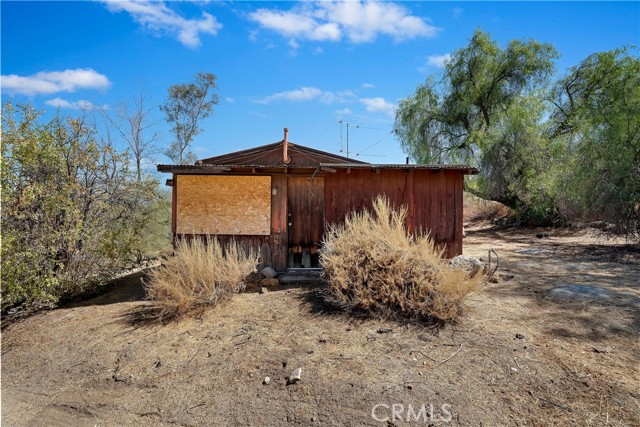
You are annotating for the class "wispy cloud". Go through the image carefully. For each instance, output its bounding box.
[1,68,111,96]
[249,1,438,49]
[45,97,106,110]
[313,47,325,55]
[335,107,352,119]
[224,97,235,103]
[419,53,452,72]
[101,0,221,48]
[453,7,463,18]
[428,53,451,68]
[362,83,375,89]
[253,86,355,105]
[360,97,396,118]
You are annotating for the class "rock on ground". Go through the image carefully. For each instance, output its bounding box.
[287,367,302,385]
[449,255,485,277]
[261,267,277,279]
[547,284,610,301]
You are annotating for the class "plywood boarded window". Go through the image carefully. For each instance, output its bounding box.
[177,175,271,235]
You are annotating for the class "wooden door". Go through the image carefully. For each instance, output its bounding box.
[287,176,325,268]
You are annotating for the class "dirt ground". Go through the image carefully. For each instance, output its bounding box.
[2,223,639,426]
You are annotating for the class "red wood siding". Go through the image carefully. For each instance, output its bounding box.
[324,169,464,258]
[172,168,466,271]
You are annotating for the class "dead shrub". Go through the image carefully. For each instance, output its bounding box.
[145,237,258,320]
[320,196,481,322]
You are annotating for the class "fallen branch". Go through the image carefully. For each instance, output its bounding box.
[183,344,203,368]
[409,350,437,362]
[436,344,463,366]
[187,403,205,414]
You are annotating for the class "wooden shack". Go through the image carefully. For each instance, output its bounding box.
[158,129,478,271]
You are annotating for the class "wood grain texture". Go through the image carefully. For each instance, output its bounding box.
[176,175,271,235]
[323,169,466,257]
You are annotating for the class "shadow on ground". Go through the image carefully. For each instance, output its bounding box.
[62,270,150,308]
[468,226,640,349]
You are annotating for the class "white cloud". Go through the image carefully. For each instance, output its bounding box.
[1,68,111,96]
[362,83,375,89]
[45,97,106,110]
[453,7,463,18]
[254,87,321,104]
[249,8,341,44]
[313,47,325,55]
[253,87,355,105]
[224,97,235,103]
[335,108,352,118]
[249,1,437,47]
[422,53,452,70]
[288,39,300,50]
[360,97,396,117]
[320,90,355,104]
[427,53,451,68]
[102,0,221,48]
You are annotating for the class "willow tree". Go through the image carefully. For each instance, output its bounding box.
[550,48,640,238]
[394,30,558,210]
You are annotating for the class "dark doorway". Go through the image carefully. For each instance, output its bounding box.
[287,176,325,268]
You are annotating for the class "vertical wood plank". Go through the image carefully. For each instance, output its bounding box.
[406,170,415,233]
[446,172,456,257]
[271,174,287,270]
[324,172,333,227]
[429,172,438,240]
[356,169,366,212]
[453,172,464,257]
[172,174,177,237]
[338,171,349,222]
[439,172,447,247]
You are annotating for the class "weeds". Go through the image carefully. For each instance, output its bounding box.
[320,196,481,322]
[145,237,258,320]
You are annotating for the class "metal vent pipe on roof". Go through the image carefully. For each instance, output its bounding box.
[283,127,291,164]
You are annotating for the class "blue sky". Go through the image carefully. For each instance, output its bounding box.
[2,1,639,166]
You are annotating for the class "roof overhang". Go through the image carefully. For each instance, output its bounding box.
[319,163,479,174]
[157,163,479,175]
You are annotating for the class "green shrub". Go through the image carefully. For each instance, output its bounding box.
[320,196,481,322]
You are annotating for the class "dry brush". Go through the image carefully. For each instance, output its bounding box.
[145,237,258,320]
[320,196,481,322]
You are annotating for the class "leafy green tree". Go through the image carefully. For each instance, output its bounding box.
[550,48,640,237]
[160,72,219,164]
[1,102,158,310]
[395,30,557,165]
[478,93,557,219]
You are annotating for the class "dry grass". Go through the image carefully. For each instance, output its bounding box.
[463,192,512,222]
[145,237,258,320]
[320,196,481,322]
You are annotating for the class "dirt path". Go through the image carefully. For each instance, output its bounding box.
[2,224,639,426]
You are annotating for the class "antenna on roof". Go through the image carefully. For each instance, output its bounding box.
[354,139,383,157]
[338,121,358,158]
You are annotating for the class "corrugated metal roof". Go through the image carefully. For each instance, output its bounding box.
[197,141,368,166]
[319,163,479,173]
[157,163,479,174]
